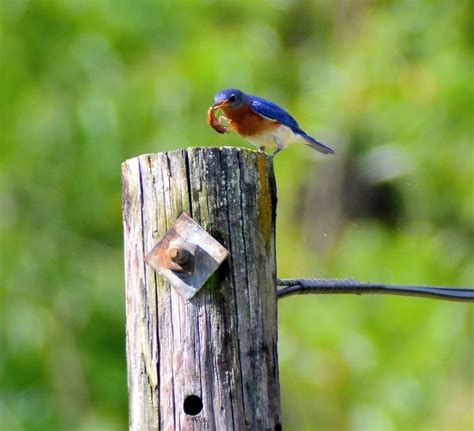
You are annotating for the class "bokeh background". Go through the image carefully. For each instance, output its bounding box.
[1,0,473,429]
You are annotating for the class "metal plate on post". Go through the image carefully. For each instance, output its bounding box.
[145,212,229,300]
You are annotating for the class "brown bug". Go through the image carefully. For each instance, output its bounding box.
[207,106,229,134]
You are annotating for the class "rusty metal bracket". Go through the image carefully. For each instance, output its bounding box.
[145,212,229,300]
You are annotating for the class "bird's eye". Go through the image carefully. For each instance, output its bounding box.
[228,95,236,103]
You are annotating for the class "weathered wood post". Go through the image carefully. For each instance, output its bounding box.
[122,147,281,430]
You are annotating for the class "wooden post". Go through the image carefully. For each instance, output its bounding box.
[122,147,281,430]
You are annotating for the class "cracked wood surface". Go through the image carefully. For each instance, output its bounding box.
[122,147,281,430]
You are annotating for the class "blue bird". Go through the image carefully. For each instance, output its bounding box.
[210,88,334,157]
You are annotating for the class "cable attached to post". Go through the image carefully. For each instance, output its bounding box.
[277,278,474,302]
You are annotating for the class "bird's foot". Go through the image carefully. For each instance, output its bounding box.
[270,147,282,159]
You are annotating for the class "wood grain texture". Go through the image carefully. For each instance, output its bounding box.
[122,147,280,430]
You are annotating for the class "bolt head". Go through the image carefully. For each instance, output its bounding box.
[168,246,191,265]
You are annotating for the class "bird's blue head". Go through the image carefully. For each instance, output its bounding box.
[213,88,247,109]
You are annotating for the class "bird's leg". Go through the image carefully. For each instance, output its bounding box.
[270,136,284,158]
[270,147,282,158]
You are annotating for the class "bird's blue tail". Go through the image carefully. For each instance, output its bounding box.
[295,130,334,154]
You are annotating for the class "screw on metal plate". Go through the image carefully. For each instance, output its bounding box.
[144,212,229,300]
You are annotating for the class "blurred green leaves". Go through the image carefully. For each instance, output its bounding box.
[0,0,473,430]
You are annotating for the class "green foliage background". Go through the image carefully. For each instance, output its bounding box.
[1,0,473,429]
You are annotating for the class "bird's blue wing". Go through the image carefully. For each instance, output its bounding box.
[249,96,300,130]
[249,96,335,154]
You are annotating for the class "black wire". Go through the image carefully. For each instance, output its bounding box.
[277,278,474,302]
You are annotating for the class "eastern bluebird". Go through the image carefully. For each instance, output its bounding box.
[210,88,334,157]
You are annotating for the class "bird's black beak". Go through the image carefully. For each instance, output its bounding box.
[212,100,229,110]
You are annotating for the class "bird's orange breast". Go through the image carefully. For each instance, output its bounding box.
[221,105,279,137]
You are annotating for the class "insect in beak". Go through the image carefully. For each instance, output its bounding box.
[207,105,229,134]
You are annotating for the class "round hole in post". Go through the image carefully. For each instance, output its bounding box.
[183,395,203,416]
